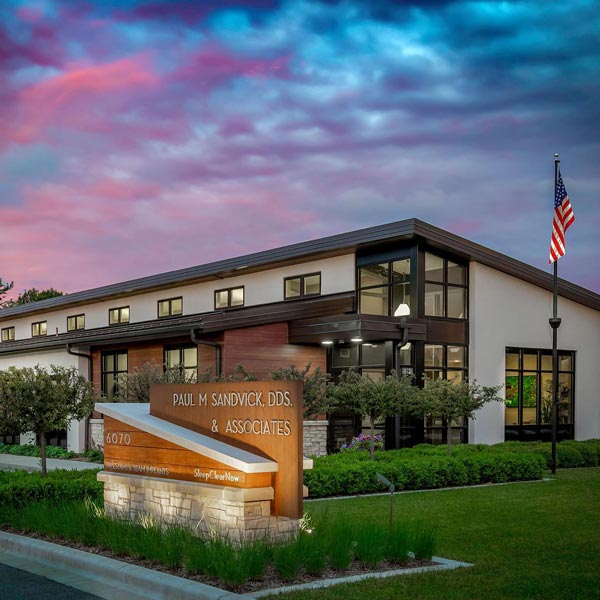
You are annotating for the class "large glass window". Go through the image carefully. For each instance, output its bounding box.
[359,258,410,316]
[101,351,128,401]
[423,343,468,444]
[424,253,467,319]
[284,272,321,300]
[1,327,15,342]
[505,348,574,432]
[164,344,198,381]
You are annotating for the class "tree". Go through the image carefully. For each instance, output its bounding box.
[329,370,417,460]
[2,287,63,308]
[0,366,95,476]
[0,278,14,307]
[269,363,330,418]
[112,362,198,403]
[410,378,503,456]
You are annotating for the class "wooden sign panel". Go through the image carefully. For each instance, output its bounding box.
[150,380,304,519]
[103,416,271,488]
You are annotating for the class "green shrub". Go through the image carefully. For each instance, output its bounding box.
[0,469,102,507]
[304,448,545,498]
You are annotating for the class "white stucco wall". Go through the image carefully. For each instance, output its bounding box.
[0,349,89,452]
[469,262,600,443]
[0,254,356,338]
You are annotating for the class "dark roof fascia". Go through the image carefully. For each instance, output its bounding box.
[0,218,597,320]
[0,292,355,355]
[412,220,600,311]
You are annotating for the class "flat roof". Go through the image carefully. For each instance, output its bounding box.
[1,218,598,320]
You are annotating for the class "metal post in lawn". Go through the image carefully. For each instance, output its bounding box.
[377,472,396,536]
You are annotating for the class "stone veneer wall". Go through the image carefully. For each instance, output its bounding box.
[303,420,328,457]
[98,472,298,543]
[90,418,330,457]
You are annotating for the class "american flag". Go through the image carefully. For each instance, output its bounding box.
[549,170,575,263]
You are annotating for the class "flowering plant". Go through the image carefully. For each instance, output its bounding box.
[340,433,384,452]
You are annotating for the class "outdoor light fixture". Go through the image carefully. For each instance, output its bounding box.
[350,337,363,343]
[321,340,333,345]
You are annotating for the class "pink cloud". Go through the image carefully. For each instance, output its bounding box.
[10,56,158,143]
[173,43,290,86]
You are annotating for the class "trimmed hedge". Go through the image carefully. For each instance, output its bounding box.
[304,451,545,498]
[304,440,600,498]
[0,469,102,507]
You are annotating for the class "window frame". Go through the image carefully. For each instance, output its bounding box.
[357,258,411,317]
[505,347,575,430]
[157,296,183,319]
[164,344,198,381]
[31,321,47,337]
[67,314,85,332]
[1,326,15,342]
[101,350,128,402]
[424,252,468,320]
[283,272,322,300]
[214,286,245,310]
[109,306,130,326]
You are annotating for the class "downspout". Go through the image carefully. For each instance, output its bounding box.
[190,329,222,378]
[66,344,93,451]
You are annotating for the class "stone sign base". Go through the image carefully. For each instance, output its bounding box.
[97,471,298,543]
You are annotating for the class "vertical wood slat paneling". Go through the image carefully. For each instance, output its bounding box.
[223,323,326,379]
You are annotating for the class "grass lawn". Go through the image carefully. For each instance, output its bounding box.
[282,468,600,600]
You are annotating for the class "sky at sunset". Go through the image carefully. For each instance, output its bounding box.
[1,0,599,298]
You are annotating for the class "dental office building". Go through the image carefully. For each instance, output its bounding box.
[0,219,598,454]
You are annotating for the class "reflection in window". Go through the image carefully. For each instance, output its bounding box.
[1,327,15,342]
[164,344,198,381]
[424,253,467,319]
[359,258,410,316]
[101,351,128,401]
[504,348,574,429]
[67,314,85,332]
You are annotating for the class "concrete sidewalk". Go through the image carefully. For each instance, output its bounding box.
[0,453,101,472]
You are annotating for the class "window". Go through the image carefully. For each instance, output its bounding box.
[284,273,321,299]
[31,321,47,337]
[109,306,130,325]
[1,327,15,342]
[158,297,183,318]
[505,348,574,432]
[214,286,244,309]
[164,344,198,381]
[101,351,128,401]
[424,253,467,319]
[423,343,468,444]
[67,314,85,332]
[358,258,410,316]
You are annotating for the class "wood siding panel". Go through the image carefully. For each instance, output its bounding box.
[222,323,326,379]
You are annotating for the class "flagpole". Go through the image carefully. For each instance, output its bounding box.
[549,153,561,476]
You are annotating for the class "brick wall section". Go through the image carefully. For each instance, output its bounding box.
[222,322,326,379]
[303,420,329,457]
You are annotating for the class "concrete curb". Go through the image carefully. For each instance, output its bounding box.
[0,531,251,600]
[246,556,473,597]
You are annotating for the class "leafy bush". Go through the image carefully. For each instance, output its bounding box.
[0,442,76,459]
[0,469,102,507]
[304,449,545,498]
